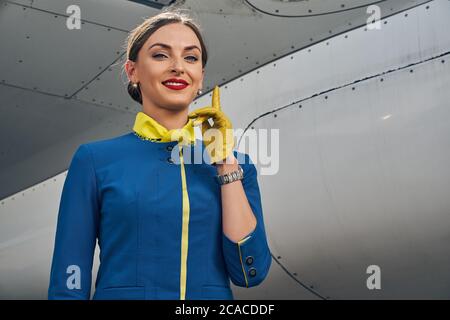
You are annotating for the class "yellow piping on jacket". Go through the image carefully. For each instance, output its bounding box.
[237,235,251,288]
[179,146,190,300]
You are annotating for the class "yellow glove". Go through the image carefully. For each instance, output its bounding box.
[188,86,235,164]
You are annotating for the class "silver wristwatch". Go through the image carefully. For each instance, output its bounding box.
[215,165,244,185]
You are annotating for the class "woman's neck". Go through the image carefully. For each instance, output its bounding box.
[141,106,189,131]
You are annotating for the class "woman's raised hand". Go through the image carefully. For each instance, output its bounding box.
[188,86,235,164]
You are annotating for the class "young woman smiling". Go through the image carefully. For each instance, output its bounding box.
[48,9,271,300]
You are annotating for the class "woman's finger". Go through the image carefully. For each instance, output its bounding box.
[212,86,221,111]
[188,106,218,118]
[192,115,210,127]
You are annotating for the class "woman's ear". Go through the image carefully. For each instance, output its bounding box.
[200,68,205,85]
[125,60,139,83]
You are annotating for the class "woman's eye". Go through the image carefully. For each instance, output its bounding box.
[152,54,198,62]
[153,53,166,58]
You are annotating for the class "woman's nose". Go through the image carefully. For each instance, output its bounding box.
[171,58,185,74]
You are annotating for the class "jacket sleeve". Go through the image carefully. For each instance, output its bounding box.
[222,153,272,287]
[48,144,100,300]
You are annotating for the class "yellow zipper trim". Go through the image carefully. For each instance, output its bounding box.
[179,146,190,300]
[237,235,251,288]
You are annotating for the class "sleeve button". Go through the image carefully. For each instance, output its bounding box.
[245,256,254,266]
[166,145,173,152]
[248,267,257,277]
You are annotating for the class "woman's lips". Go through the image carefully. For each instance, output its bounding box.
[162,82,188,90]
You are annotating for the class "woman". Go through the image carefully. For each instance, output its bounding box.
[48,9,271,300]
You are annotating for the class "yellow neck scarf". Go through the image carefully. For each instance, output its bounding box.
[132,111,196,146]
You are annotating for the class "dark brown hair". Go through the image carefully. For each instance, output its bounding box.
[123,8,208,105]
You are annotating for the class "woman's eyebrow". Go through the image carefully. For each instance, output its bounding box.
[148,42,201,52]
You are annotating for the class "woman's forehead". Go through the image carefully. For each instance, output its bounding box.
[146,23,201,49]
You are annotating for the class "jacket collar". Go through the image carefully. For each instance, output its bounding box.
[132,111,196,146]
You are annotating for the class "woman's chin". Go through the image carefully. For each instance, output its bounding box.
[163,100,190,111]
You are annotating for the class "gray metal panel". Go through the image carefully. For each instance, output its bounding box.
[246,0,381,16]
[1,0,448,299]
[0,85,135,200]
[0,3,126,96]
[8,0,161,31]
[0,0,430,198]
[253,56,450,299]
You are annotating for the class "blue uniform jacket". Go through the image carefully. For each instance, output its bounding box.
[48,132,271,300]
